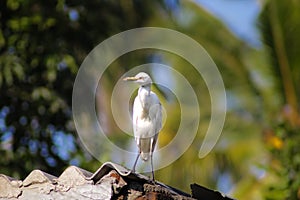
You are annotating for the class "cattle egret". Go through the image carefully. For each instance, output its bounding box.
[123,72,162,182]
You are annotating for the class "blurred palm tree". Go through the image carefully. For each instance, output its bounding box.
[258,0,300,199]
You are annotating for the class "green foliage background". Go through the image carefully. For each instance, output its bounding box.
[1,0,299,199]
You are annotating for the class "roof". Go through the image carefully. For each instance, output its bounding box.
[0,162,235,200]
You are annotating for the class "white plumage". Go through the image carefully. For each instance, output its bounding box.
[123,72,162,182]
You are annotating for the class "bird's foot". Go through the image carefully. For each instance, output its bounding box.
[150,179,156,185]
[150,175,156,185]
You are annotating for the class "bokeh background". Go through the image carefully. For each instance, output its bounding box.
[1,0,300,199]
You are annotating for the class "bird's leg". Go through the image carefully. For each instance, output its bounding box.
[150,152,155,184]
[150,137,156,184]
[132,152,140,173]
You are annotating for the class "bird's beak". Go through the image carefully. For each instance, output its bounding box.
[123,76,139,81]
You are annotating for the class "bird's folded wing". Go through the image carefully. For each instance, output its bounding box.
[149,102,162,134]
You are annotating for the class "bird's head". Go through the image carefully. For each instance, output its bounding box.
[123,72,152,86]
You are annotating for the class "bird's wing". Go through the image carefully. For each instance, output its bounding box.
[149,92,162,134]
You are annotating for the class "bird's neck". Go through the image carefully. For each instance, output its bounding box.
[139,84,151,95]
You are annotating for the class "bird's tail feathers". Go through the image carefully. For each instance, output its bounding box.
[140,152,150,161]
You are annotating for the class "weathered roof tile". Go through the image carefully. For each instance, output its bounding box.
[0,162,235,200]
[55,166,93,192]
[22,170,56,187]
[0,174,22,198]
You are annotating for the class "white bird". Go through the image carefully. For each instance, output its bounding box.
[123,72,162,182]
